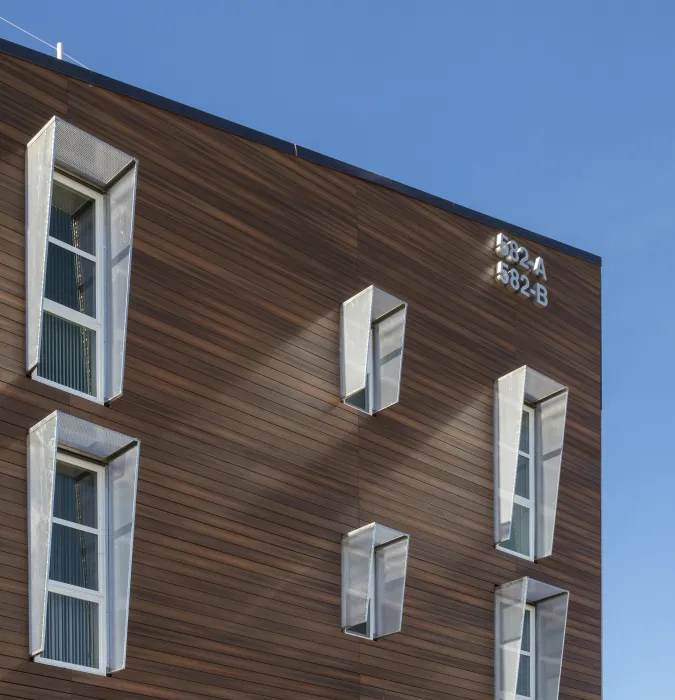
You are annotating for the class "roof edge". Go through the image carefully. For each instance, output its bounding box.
[0,38,601,265]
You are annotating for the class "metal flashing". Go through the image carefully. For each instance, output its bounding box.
[0,37,601,265]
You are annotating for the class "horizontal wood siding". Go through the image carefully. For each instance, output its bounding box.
[0,52,600,700]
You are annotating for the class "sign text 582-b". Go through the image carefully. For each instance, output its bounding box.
[495,233,548,308]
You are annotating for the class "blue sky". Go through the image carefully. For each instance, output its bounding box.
[3,1,673,696]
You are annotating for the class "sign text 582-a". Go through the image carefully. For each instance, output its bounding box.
[494,233,548,308]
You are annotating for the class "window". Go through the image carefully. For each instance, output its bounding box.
[340,286,407,415]
[26,117,138,404]
[36,175,105,401]
[37,453,107,673]
[342,523,409,640]
[498,406,535,560]
[28,410,140,674]
[494,366,568,560]
[516,605,536,699]
[495,577,569,700]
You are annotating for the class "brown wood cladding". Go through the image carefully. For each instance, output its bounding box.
[0,51,601,700]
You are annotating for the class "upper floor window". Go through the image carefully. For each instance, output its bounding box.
[494,366,568,560]
[37,175,105,400]
[28,410,141,674]
[39,452,107,673]
[26,117,138,404]
[497,405,535,559]
[340,286,407,415]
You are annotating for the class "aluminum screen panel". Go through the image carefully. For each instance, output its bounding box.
[341,287,373,401]
[374,535,409,638]
[106,167,138,402]
[27,412,58,658]
[26,120,56,375]
[341,523,375,630]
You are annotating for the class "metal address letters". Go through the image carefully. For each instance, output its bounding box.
[495,233,548,308]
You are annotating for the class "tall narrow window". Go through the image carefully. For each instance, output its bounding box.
[494,366,569,560]
[340,286,407,415]
[495,578,569,700]
[39,453,107,673]
[26,117,138,404]
[498,405,535,559]
[342,523,409,640]
[28,410,140,674]
[516,605,536,699]
[37,175,105,400]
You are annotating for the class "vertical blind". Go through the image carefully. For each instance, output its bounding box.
[44,462,100,668]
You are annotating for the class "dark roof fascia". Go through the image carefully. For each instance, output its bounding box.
[0,37,601,266]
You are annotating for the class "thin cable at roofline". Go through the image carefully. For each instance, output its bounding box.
[0,15,90,69]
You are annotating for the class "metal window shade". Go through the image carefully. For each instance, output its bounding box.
[494,366,568,559]
[536,592,569,700]
[340,286,407,415]
[342,522,409,640]
[54,119,134,189]
[26,120,56,375]
[27,411,140,673]
[25,117,139,402]
[340,288,374,402]
[374,535,409,638]
[495,578,569,700]
[341,523,375,631]
[106,166,138,402]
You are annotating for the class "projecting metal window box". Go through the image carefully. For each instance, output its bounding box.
[495,577,569,700]
[26,117,138,404]
[494,366,568,561]
[340,286,407,415]
[341,522,410,640]
[28,411,140,675]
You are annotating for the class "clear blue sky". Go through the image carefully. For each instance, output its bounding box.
[3,1,673,696]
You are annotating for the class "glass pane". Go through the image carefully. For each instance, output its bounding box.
[44,592,99,668]
[50,182,95,254]
[37,312,97,396]
[45,242,96,317]
[49,523,98,590]
[521,609,531,652]
[54,462,97,527]
[519,409,530,454]
[515,454,530,499]
[516,653,531,697]
[500,503,531,557]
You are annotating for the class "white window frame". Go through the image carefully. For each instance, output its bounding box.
[36,451,108,675]
[516,604,536,700]
[34,172,106,404]
[497,404,536,561]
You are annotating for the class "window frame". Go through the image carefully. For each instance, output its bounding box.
[34,172,106,404]
[516,603,536,700]
[497,404,536,561]
[35,451,108,675]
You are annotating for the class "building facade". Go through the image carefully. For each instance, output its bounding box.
[0,38,601,700]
